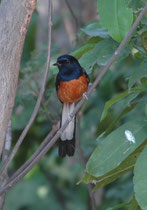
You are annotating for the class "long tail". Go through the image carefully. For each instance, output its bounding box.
[59,103,75,157]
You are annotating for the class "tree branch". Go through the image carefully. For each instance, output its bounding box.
[11,122,59,180]
[0,3,147,196]
[0,0,37,157]
[0,0,52,177]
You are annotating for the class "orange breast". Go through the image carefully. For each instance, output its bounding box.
[58,74,88,104]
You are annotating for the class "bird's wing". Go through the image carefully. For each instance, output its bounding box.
[55,73,60,91]
[82,68,90,84]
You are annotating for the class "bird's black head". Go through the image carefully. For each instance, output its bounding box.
[53,54,80,70]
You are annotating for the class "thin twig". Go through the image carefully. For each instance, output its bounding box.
[64,0,79,33]
[11,122,59,179]
[87,185,97,210]
[76,114,97,210]
[0,120,12,210]
[0,0,52,178]
[0,4,147,195]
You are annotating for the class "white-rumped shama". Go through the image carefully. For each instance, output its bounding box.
[54,55,89,157]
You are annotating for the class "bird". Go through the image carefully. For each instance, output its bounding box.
[54,54,89,157]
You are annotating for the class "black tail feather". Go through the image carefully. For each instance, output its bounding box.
[58,115,76,158]
[66,139,75,156]
[58,138,75,158]
[59,139,67,158]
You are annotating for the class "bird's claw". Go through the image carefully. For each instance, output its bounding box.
[83,93,88,100]
[68,115,74,122]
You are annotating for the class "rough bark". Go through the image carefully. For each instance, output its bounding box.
[0,0,37,156]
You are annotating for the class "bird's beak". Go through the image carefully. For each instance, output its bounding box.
[53,62,60,66]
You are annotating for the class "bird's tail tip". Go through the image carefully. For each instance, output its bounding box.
[58,138,75,158]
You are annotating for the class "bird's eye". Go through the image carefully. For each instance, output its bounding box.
[66,59,70,63]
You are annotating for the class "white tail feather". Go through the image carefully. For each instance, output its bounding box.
[61,103,75,141]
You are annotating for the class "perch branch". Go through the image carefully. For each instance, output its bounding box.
[11,122,59,179]
[0,3,147,195]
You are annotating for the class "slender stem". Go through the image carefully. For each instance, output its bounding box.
[0,3,147,196]
[0,0,52,177]
[11,122,59,179]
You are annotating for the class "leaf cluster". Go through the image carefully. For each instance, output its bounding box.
[71,0,147,209]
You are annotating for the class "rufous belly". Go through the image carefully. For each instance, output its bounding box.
[58,74,88,104]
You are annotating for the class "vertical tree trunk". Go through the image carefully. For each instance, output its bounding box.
[0,0,37,156]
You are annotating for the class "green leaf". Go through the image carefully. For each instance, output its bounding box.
[86,119,147,177]
[128,196,141,210]
[101,87,146,120]
[79,39,130,73]
[104,103,138,136]
[71,44,95,58]
[97,0,133,42]
[97,102,137,139]
[137,25,147,36]
[80,139,147,189]
[71,37,101,58]
[101,91,129,120]
[78,173,96,185]
[128,62,147,89]
[81,21,109,38]
[142,31,147,51]
[133,146,147,210]
[93,140,147,190]
[107,201,130,210]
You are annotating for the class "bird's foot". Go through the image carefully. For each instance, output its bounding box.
[83,92,88,100]
[68,114,74,122]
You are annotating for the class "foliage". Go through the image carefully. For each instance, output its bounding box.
[133,146,147,209]
[76,0,147,208]
[5,0,147,209]
[97,0,133,42]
